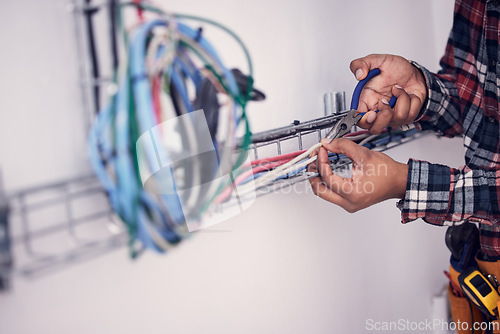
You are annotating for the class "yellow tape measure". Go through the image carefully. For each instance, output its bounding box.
[459,268,499,318]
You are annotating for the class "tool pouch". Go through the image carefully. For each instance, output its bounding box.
[477,257,500,334]
[448,265,486,334]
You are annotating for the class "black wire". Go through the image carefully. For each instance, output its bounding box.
[109,0,119,72]
[83,0,101,114]
[0,202,12,292]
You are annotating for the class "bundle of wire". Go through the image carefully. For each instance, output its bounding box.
[214,126,420,204]
[88,2,257,255]
[88,2,420,256]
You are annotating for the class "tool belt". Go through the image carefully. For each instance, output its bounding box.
[446,223,500,334]
[448,258,500,334]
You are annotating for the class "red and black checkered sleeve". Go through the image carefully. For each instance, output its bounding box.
[410,0,486,138]
[411,62,463,138]
[395,0,500,226]
[398,160,500,226]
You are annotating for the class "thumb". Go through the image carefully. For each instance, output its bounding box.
[349,54,384,81]
[350,59,371,81]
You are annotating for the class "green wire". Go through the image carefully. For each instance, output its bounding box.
[178,41,235,101]
[116,5,143,258]
[127,73,142,259]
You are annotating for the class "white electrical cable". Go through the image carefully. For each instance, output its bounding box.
[237,142,322,194]
[358,134,380,147]
[238,131,384,196]
[234,154,318,196]
[274,155,317,181]
[345,133,371,142]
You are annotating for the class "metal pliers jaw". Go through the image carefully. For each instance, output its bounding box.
[324,109,362,143]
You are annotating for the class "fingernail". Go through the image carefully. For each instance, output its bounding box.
[395,84,404,89]
[381,98,390,105]
[355,69,364,80]
[366,112,376,124]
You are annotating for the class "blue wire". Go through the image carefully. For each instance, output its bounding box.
[177,23,241,121]
[114,77,137,224]
[88,105,121,212]
[130,19,186,230]
[171,61,193,113]
[177,23,239,97]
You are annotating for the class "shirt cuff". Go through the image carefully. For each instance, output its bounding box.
[397,159,452,225]
[410,61,433,121]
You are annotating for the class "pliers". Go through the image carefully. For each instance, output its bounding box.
[324,68,397,143]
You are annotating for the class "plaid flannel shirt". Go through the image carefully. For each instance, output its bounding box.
[397,0,500,257]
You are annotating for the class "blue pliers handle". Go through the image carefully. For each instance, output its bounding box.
[324,68,397,142]
[352,68,397,115]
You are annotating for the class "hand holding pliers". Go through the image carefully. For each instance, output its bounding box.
[324,68,397,143]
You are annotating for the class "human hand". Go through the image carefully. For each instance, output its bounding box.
[350,54,427,134]
[308,138,408,213]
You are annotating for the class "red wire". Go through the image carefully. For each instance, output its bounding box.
[246,149,306,167]
[134,0,144,21]
[245,130,374,168]
[344,128,390,138]
[215,157,294,205]
[152,76,162,123]
[344,129,370,137]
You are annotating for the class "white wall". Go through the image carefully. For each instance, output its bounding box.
[0,1,89,191]
[0,0,461,333]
